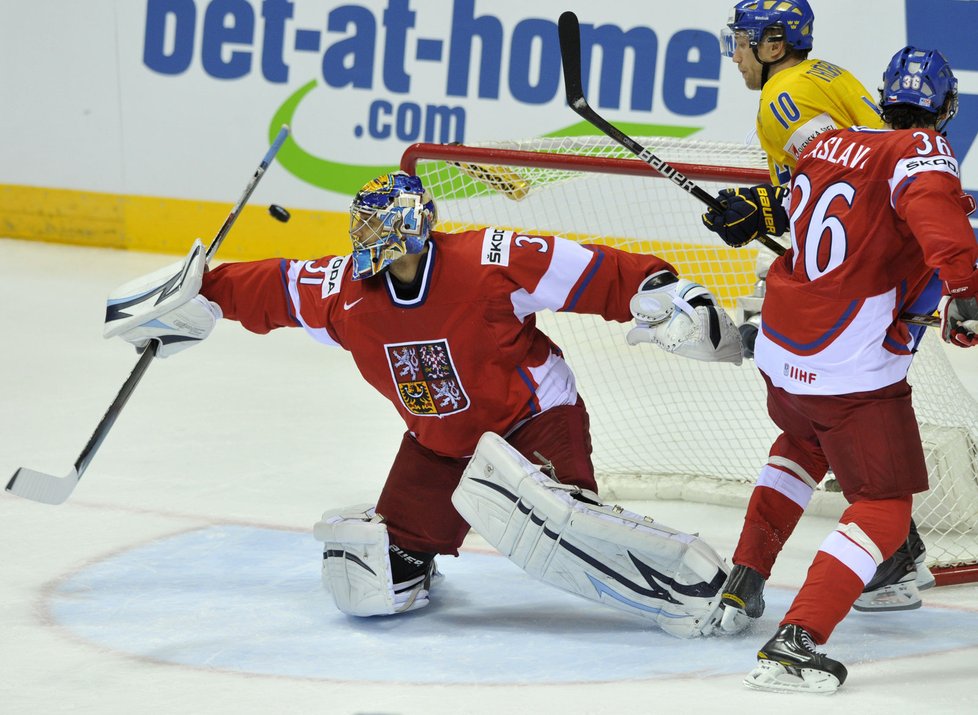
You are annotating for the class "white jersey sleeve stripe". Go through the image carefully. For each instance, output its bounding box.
[285,260,341,347]
[510,237,595,321]
[526,352,578,414]
[888,155,960,208]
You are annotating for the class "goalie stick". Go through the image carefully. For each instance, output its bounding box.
[5,124,291,505]
[557,11,940,331]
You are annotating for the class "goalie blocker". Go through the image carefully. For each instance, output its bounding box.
[452,432,730,638]
[103,239,222,357]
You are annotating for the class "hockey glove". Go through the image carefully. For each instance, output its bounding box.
[701,185,789,248]
[627,271,743,365]
[941,296,978,347]
[940,270,978,347]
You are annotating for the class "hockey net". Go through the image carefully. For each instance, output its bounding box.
[401,136,978,585]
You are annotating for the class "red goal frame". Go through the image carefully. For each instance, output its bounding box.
[401,142,770,185]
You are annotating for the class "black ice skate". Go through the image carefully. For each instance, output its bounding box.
[853,540,921,612]
[907,519,936,590]
[744,623,848,694]
[717,564,765,633]
[722,564,766,616]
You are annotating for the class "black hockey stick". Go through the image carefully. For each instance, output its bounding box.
[557,11,787,256]
[557,12,940,330]
[5,124,291,505]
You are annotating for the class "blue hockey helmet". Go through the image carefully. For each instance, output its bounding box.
[880,46,958,131]
[722,0,815,58]
[349,172,436,280]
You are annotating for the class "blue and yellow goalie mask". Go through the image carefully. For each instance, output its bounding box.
[349,172,436,280]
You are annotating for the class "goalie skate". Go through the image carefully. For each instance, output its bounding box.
[313,505,438,616]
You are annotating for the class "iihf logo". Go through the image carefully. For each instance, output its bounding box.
[784,362,817,384]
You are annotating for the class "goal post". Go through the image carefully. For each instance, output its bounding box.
[400,136,978,585]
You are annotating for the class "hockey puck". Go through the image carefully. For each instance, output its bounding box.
[268,204,291,223]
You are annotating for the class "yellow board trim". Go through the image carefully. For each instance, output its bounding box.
[1,184,757,307]
[0,184,352,260]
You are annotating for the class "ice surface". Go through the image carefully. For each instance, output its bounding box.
[2,238,976,714]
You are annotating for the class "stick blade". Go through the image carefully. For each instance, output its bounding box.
[6,467,80,505]
[557,11,585,107]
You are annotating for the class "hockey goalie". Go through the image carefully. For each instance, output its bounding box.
[103,171,743,638]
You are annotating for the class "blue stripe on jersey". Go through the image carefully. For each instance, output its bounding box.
[881,280,915,355]
[278,259,300,326]
[561,247,603,312]
[775,163,791,185]
[884,333,913,355]
[861,96,881,116]
[891,175,918,207]
[761,299,860,351]
[905,272,942,349]
[516,367,540,415]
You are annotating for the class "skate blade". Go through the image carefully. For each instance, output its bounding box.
[852,581,922,612]
[915,565,936,591]
[743,660,842,694]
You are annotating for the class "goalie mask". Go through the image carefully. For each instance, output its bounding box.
[721,0,814,59]
[879,47,958,132]
[349,172,436,281]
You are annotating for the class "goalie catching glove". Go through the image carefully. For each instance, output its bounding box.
[702,185,789,248]
[627,271,743,365]
[103,239,222,358]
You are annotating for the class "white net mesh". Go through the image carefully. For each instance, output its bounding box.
[404,136,978,574]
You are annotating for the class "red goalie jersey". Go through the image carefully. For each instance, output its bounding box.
[201,228,672,457]
[755,126,978,395]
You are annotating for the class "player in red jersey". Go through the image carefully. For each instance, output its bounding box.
[721,1,938,610]
[105,171,744,638]
[701,47,978,692]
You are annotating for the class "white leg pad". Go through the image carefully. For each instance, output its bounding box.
[313,504,432,616]
[452,433,728,638]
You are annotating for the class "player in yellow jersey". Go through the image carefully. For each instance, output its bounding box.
[722,0,881,185]
[714,0,936,626]
[721,1,885,347]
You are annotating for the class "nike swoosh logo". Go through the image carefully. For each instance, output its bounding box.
[344,298,364,311]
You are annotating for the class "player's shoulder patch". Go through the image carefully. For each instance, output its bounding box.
[293,254,351,300]
[893,129,959,179]
[783,111,837,160]
[481,227,514,266]
[895,153,960,179]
